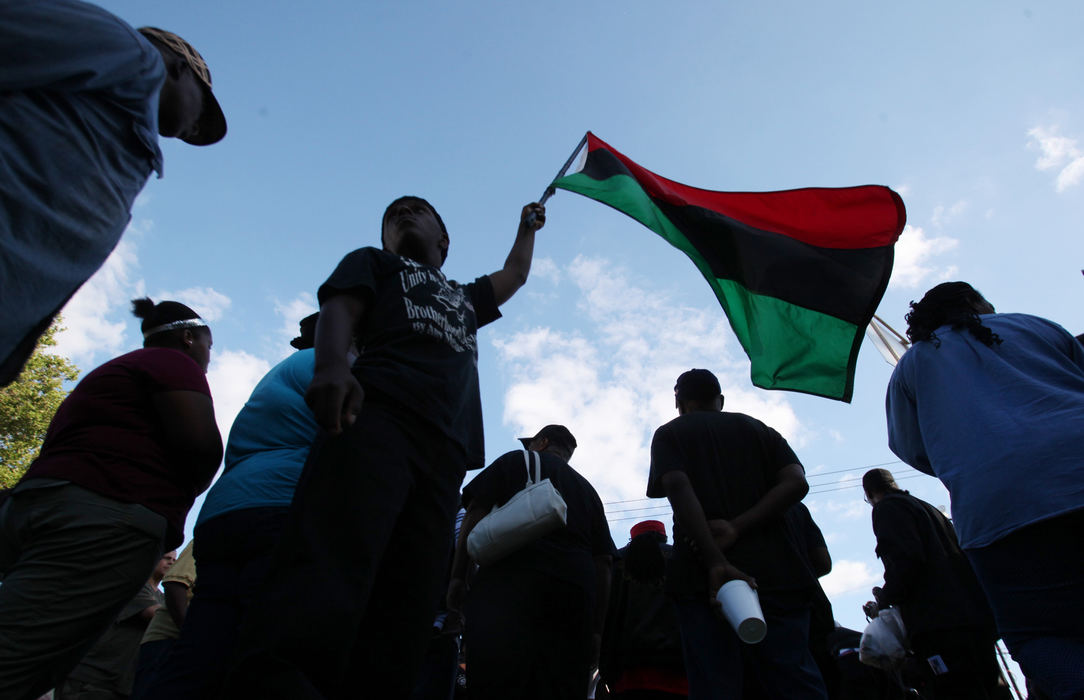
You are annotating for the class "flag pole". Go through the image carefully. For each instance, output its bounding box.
[538,132,589,204]
[872,314,909,346]
[526,132,589,226]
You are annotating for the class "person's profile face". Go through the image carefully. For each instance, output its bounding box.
[186,328,213,373]
[382,199,448,267]
[156,49,205,140]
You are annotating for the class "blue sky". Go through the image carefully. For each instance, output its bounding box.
[54,0,1083,634]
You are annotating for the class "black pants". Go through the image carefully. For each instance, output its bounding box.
[909,627,1002,700]
[226,403,465,700]
[465,564,593,700]
[133,506,288,700]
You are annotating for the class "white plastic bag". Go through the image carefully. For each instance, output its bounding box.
[466,450,568,566]
[858,606,910,671]
[859,607,909,670]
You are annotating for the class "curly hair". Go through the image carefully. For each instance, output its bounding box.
[904,282,1001,348]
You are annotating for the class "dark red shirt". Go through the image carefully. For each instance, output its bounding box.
[24,348,221,548]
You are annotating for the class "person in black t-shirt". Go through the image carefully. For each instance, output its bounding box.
[646,369,828,700]
[862,468,1002,700]
[227,197,546,700]
[449,425,616,700]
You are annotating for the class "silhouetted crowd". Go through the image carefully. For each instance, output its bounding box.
[2,3,1083,700]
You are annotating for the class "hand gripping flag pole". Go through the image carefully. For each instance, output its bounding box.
[526,133,589,227]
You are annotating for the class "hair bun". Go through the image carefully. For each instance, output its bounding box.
[131,297,157,320]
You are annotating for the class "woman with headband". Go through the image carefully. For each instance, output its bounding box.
[0,297,222,700]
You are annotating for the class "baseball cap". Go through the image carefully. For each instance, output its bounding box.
[517,424,577,452]
[138,26,227,146]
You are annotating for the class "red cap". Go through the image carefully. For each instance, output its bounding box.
[630,520,666,538]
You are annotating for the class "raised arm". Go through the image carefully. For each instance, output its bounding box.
[306,294,365,435]
[487,202,545,306]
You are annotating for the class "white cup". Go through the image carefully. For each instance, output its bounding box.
[716,579,767,644]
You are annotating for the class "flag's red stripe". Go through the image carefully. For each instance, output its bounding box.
[585,132,905,250]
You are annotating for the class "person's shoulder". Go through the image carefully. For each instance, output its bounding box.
[338,246,394,266]
[280,348,315,378]
[127,347,199,371]
[559,459,597,491]
[990,312,1074,339]
[719,410,779,437]
[873,491,923,518]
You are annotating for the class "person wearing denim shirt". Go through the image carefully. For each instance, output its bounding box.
[0,0,226,387]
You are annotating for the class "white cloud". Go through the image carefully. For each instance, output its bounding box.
[530,257,562,285]
[819,497,867,520]
[157,287,232,321]
[274,292,319,354]
[55,232,146,365]
[206,350,273,443]
[1027,124,1084,192]
[930,200,967,228]
[889,224,959,290]
[492,255,802,504]
[820,559,881,596]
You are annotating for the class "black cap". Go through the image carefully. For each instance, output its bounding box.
[290,312,319,350]
[517,424,577,452]
[674,368,721,402]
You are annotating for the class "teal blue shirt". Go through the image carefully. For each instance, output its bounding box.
[197,350,318,526]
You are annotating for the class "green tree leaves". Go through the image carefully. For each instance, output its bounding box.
[0,319,79,488]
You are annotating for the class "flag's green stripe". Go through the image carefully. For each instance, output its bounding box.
[555,170,861,400]
[710,279,859,398]
[554,171,704,261]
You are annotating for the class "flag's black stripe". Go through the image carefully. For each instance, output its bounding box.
[580,148,892,326]
[659,200,892,326]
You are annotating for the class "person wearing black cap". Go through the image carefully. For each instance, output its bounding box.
[449,426,616,700]
[0,298,222,700]
[646,369,827,700]
[227,197,545,698]
[0,0,227,388]
[860,468,1001,700]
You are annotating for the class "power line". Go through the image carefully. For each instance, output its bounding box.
[605,473,931,524]
[807,472,926,495]
[601,459,910,506]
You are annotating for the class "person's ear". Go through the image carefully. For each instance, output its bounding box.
[182,329,195,348]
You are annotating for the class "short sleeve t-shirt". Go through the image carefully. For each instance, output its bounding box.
[197,349,317,527]
[463,449,617,590]
[784,502,828,579]
[143,540,197,644]
[68,582,163,692]
[24,347,220,549]
[318,247,501,469]
[647,411,813,594]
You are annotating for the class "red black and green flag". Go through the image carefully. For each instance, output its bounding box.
[551,132,906,402]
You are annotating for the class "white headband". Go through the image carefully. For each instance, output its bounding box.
[142,318,207,339]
